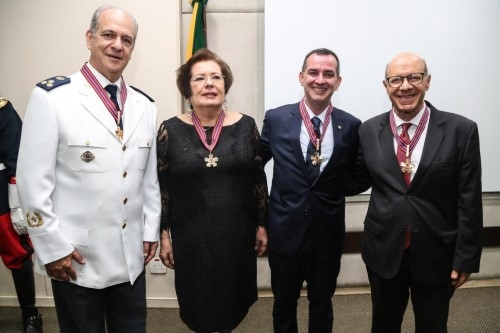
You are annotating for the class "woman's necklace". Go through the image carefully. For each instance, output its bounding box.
[190,110,225,167]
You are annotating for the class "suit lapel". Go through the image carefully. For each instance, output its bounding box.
[412,107,444,184]
[288,104,307,169]
[79,79,119,138]
[379,113,409,188]
[79,81,145,143]
[380,105,445,189]
[321,108,343,176]
[122,87,145,143]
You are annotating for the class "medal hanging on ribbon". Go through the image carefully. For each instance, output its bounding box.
[401,144,414,174]
[311,141,322,165]
[191,110,225,167]
[389,106,430,175]
[80,63,127,141]
[299,98,333,166]
[115,114,123,141]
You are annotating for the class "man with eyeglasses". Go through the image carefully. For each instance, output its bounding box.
[346,52,483,333]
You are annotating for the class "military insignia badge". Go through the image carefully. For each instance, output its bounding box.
[26,211,43,228]
[36,76,70,91]
[81,151,95,162]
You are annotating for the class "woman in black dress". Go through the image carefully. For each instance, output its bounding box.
[156,48,268,333]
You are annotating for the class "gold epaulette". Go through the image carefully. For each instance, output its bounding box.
[0,97,8,108]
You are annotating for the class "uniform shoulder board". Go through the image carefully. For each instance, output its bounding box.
[0,97,8,108]
[36,76,70,91]
[130,86,155,102]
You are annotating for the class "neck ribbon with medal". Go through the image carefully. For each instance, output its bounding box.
[81,63,127,141]
[191,110,225,167]
[299,98,333,166]
[389,106,429,175]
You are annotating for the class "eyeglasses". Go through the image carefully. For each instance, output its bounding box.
[385,73,426,88]
[191,73,225,84]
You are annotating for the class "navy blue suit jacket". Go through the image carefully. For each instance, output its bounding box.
[261,102,361,259]
[0,100,22,214]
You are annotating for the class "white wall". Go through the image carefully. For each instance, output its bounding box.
[265,0,500,191]
[0,0,181,124]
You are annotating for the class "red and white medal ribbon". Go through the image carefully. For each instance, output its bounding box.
[299,98,333,151]
[191,110,225,167]
[390,106,429,166]
[80,63,127,139]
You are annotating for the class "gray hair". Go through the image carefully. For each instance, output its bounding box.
[89,5,139,39]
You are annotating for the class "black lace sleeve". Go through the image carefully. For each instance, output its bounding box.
[252,121,269,227]
[156,121,170,232]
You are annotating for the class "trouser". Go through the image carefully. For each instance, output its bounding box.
[269,228,341,333]
[367,251,455,333]
[52,270,147,333]
[12,258,37,309]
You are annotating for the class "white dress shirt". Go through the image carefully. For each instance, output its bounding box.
[300,104,334,173]
[393,105,430,181]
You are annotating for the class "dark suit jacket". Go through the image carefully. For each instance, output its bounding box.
[346,101,483,283]
[261,102,361,260]
[0,100,22,214]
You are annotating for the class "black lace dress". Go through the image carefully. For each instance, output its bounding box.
[156,114,268,332]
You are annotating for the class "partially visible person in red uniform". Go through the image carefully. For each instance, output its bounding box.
[0,97,43,333]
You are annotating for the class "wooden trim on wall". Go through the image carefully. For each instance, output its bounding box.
[343,231,363,254]
[483,226,500,248]
[343,226,500,254]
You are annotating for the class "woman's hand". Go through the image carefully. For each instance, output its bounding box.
[159,229,175,269]
[255,226,268,256]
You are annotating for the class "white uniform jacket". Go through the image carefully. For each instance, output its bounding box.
[17,71,161,289]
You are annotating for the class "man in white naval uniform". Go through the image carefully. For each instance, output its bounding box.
[16,5,161,333]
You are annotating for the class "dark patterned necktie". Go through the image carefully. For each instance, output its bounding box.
[105,84,123,129]
[397,123,412,186]
[397,122,412,248]
[306,116,321,181]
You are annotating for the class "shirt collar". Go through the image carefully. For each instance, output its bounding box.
[305,104,329,123]
[86,63,123,91]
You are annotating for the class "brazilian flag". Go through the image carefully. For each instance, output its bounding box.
[186,0,208,60]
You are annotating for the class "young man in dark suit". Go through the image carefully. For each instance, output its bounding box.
[261,48,361,333]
